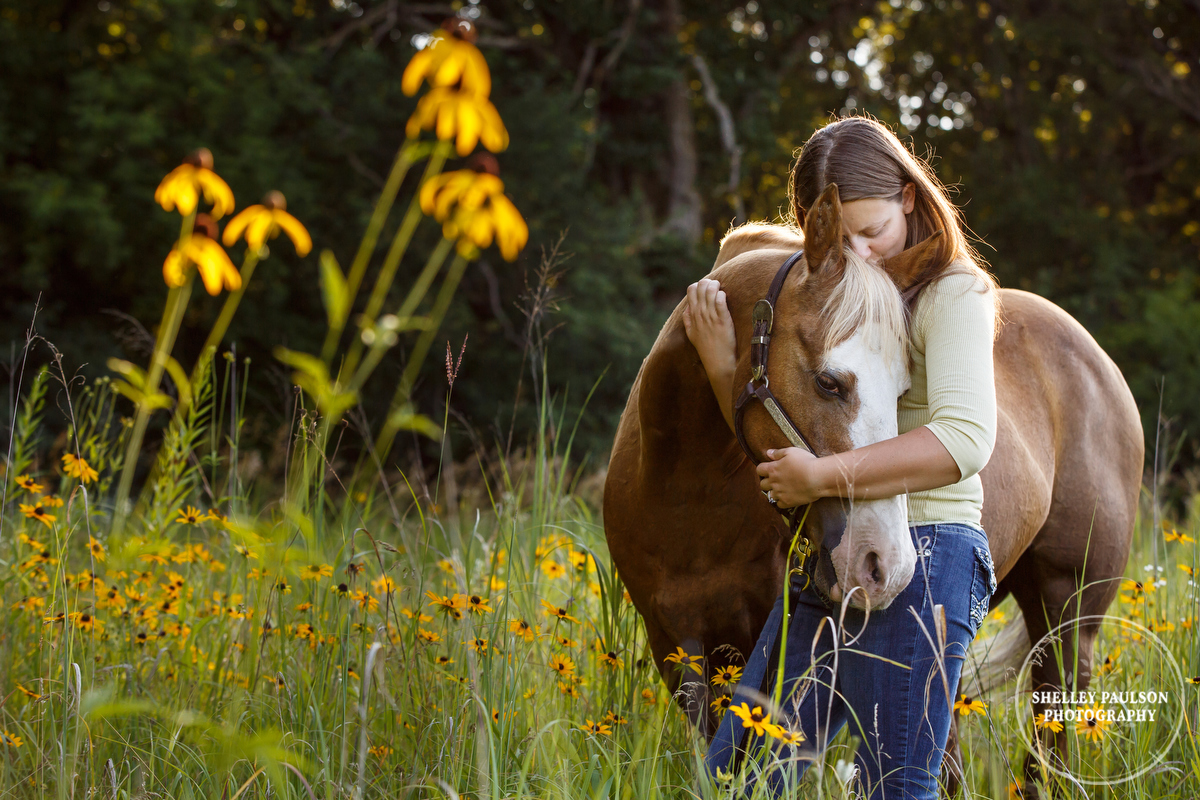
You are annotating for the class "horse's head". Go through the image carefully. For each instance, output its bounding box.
[723,184,944,611]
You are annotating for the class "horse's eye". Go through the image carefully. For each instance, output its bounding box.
[815,373,841,396]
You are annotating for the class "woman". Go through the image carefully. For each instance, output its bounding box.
[685,116,999,798]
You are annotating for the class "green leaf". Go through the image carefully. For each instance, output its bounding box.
[386,405,442,440]
[274,346,358,421]
[319,249,350,330]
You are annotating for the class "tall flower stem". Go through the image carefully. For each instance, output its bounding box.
[194,249,262,381]
[340,142,451,380]
[112,271,196,536]
[375,252,470,459]
[321,143,418,365]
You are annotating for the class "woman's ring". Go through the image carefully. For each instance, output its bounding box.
[767,490,774,503]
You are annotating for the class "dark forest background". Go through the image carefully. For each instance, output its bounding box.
[2,0,1199,491]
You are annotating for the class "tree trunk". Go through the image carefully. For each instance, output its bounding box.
[659,0,702,244]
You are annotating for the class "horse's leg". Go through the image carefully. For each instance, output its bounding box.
[1011,538,1123,797]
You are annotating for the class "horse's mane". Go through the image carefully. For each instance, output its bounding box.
[820,246,908,372]
[718,222,908,371]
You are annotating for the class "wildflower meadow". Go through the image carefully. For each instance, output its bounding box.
[2,11,1200,800]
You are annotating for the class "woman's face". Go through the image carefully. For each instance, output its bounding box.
[840,183,916,267]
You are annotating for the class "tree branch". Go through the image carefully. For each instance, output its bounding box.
[691,53,745,226]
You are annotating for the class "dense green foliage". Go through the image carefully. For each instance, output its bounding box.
[1,0,1198,475]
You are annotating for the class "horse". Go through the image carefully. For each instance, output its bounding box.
[603,183,1144,794]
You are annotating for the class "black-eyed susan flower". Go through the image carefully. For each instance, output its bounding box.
[417,629,441,644]
[274,578,291,595]
[711,665,743,687]
[580,719,611,736]
[176,506,206,525]
[434,655,454,666]
[730,703,781,738]
[353,590,379,612]
[301,563,333,581]
[953,695,988,717]
[331,582,352,599]
[426,591,464,618]
[1034,710,1064,733]
[222,191,312,256]
[15,475,42,493]
[710,694,733,712]
[773,727,806,746]
[549,654,576,678]
[368,744,393,759]
[401,24,491,98]
[0,730,23,748]
[87,537,106,562]
[19,503,55,529]
[62,453,98,483]
[16,684,41,700]
[559,682,581,699]
[508,618,537,642]
[599,651,624,670]
[540,560,567,580]
[664,646,703,676]
[468,637,489,655]
[73,612,103,633]
[555,634,578,648]
[540,599,579,624]
[405,87,509,156]
[1075,703,1111,742]
[464,594,492,615]
[1180,564,1196,577]
[345,562,364,580]
[233,544,257,560]
[603,711,628,726]
[41,496,63,509]
[1165,527,1195,544]
[372,575,397,595]
[155,148,235,219]
[163,215,241,296]
[641,688,658,705]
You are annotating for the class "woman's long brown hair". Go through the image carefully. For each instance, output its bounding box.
[788,115,995,293]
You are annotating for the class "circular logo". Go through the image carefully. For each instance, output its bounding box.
[1009,614,1186,786]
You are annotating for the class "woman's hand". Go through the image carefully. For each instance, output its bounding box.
[683,279,738,377]
[757,447,827,508]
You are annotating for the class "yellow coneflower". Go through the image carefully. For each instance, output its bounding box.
[301,563,333,581]
[549,654,576,677]
[540,599,579,624]
[222,191,312,256]
[155,148,235,219]
[508,618,537,642]
[19,503,55,529]
[163,217,241,296]
[730,703,781,738]
[62,453,99,483]
[580,719,612,736]
[953,695,988,717]
[711,665,743,687]
[664,646,703,676]
[1075,703,1111,743]
[15,475,42,493]
[405,87,509,156]
[444,192,528,262]
[401,25,491,98]
[1034,710,1064,733]
[88,536,106,562]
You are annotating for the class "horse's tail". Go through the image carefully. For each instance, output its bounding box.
[959,607,1032,697]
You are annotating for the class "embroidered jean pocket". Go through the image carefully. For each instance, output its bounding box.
[968,545,997,638]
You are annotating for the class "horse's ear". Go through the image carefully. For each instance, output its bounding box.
[885,229,944,292]
[802,183,844,273]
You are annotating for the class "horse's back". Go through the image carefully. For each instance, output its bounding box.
[984,289,1143,586]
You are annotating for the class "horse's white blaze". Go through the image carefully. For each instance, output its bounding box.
[820,330,917,610]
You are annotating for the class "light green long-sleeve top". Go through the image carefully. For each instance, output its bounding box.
[899,271,998,527]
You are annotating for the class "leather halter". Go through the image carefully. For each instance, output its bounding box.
[731,249,817,546]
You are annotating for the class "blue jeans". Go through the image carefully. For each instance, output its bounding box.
[706,523,996,799]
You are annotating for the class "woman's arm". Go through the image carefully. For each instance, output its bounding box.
[756,428,961,507]
[683,279,738,433]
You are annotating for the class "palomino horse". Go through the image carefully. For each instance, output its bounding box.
[603,184,1143,793]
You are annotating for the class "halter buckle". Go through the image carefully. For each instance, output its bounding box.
[752,299,774,333]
